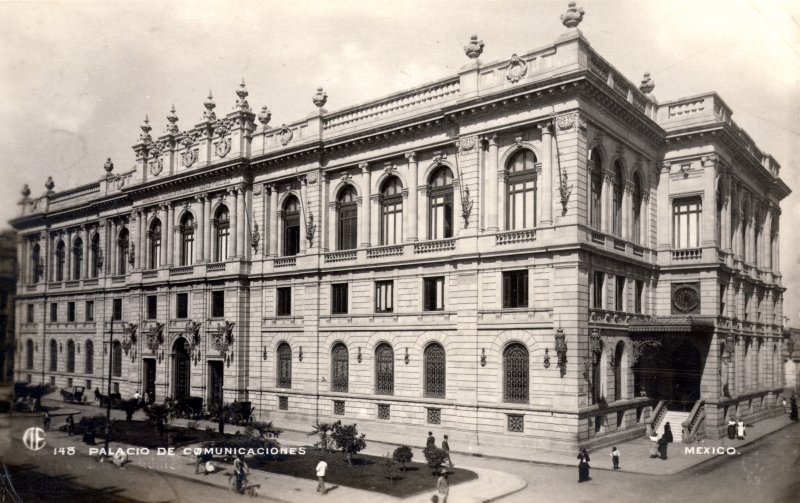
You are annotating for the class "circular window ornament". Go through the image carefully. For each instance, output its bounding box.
[672,285,699,313]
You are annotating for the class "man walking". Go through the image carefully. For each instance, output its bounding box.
[442,434,453,467]
[426,431,436,448]
[316,457,328,495]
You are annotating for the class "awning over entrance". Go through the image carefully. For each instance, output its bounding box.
[628,315,716,333]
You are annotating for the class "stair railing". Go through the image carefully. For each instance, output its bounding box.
[648,400,666,436]
[681,400,706,443]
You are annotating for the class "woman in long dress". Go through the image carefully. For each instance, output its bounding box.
[736,419,746,440]
[649,435,660,458]
[726,418,737,439]
[662,422,674,443]
[577,448,591,482]
[657,436,669,460]
[790,395,798,421]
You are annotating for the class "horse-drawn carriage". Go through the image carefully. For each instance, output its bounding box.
[60,386,87,404]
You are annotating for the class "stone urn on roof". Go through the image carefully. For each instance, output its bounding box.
[561,1,585,29]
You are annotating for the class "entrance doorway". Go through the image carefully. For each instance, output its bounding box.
[669,343,702,411]
[208,361,224,410]
[143,358,156,403]
[172,338,190,399]
[632,339,705,411]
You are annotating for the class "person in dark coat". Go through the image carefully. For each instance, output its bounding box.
[662,422,674,443]
[577,447,591,482]
[657,436,669,460]
[426,431,436,448]
[727,417,737,439]
[790,394,798,421]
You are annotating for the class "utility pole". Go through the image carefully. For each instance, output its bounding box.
[105,320,114,453]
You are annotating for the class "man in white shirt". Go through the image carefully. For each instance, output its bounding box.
[316,458,328,494]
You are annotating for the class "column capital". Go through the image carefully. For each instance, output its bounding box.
[538,122,553,135]
[404,151,417,162]
[483,134,499,147]
[359,161,369,173]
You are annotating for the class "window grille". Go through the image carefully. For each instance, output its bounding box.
[277,343,292,388]
[112,341,122,377]
[377,404,391,420]
[331,343,349,392]
[333,400,345,416]
[66,340,75,373]
[375,343,394,395]
[503,343,529,403]
[423,343,446,398]
[507,414,524,432]
[279,396,288,410]
[427,408,441,424]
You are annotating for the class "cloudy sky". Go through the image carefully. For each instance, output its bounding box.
[1,0,799,321]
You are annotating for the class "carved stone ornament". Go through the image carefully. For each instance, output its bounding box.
[235,79,250,111]
[185,321,202,352]
[145,322,165,354]
[306,213,316,245]
[128,242,135,266]
[257,105,272,128]
[212,320,236,360]
[505,54,528,84]
[45,176,55,193]
[312,87,328,108]
[561,1,585,29]
[215,137,231,158]
[166,104,179,135]
[671,283,701,314]
[203,91,217,121]
[149,157,163,176]
[181,149,198,168]
[139,115,152,143]
[280,125,293,146]
[461,185,473,227]
[457,136,477,153]
[104,158,114,173]
[464,34,484,60]
[215,119,232,138]
[639,72,655,94]
[555,112,586,131]
[251,219,260,252]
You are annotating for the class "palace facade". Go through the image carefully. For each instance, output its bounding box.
[11,7,792,452]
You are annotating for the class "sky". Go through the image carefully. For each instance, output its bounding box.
[1,0,799,322]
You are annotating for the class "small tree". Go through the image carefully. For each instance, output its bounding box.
[383,452,397,483]
[393,445,414,471]
[119,398,142,421]
[308,422,334,452]
[144,403,171,436]
[423,445,448,474]
[331,421,367,465]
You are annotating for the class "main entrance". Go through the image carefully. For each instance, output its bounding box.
[172,338,190,399]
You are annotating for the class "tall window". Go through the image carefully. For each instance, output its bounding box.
[66,340,75,373]
[592,272,605,309]
[26,304,34,323]
[176,293,188,319]
[49,339,57,371]
[55,240,65,281]
[276,287,292,316]
[331,284,349,315]
[50,303,57,322]
[147,295,157,319]
[85,340,94,374]
[112,298,122,320]
[502,270,528,309]
[72,237,83,280]
[67,302,75,322]
[673,198,702,249]
[211,291,224,318]
[613,342,624,401]
[375,343,394,395]
[112,340,122,377]
[337,186,358,250]
[90,233,101,278]
[375,281,394,313]
[149,219,162,269]
[428,167,453,239]
[715,183,723,246]
[424,277,445,311]
[614,276,625,312]
[423,343,446,398]
[380,177,403,245]
[591,343,603,404]
[589,150,603,229]
[331,343,349,392]
[26,339,33,370]
[612,162,623,237]
[214,206,230,261]
[277,342,292,388]
[503,343,529,403]
[635,280,644,314]
[632,173,643,244]
[31,243,41,283]
[282,196,300,256]
[740,205,748,262]
[180,213,195,266]
[117,228,129,275]
[506,150,537,230]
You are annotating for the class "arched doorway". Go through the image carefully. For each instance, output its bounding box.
[669,343,702,411]
[172,338,190,399]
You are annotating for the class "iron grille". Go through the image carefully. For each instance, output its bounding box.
[507,414,524,432]
[503,343,529,403]
[277,343,292,388]
[378,404,390,420]
[375,343,394,395]
[331,343,349,392]
[427,408,441,424]
[424,343,446,398]
[279,396,288,410]
[333,400,345,416]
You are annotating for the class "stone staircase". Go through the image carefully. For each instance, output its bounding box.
[655,409,689,443]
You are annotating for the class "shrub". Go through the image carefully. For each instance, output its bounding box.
[144,403,171,436]
[423,445,448,473]
[393,445,414,471]
[307,422,334,451]
[249,420,281,440]
[119,398,142,421]
[331,421,367,465]
[383,452,397,483]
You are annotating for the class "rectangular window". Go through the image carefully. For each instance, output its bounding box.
[86,301,94,321]
[719,284,727,317]
[49,376,55,387]
[424,277,445,311]
[333,400,345,416]
[86,379,92,389]
[50,303,57,322]
[427,408,442,424]
[377,403,391,420]
[502,270,529,309]
[744,293,751,321]
[635,280,644,314]
[176,293,188,319]
[276,287,292,316]
[67,302,75,322]
[375,281,394,313]
[112,299,122,321]
[278,396,288,410]
[592,272,605,309]
[113,382,119,394]
[211,291,225,318]
[26,304,34,323]
[673,197,702,249]
[331,284,349,315]
[147,295,157,320]
[67,377,73,388]
[507,414,525,432]
[615,277,625,312]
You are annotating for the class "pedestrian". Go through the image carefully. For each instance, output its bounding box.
[442,434,453,467]
[66,414,75,436]
[133,390,142,406]
[233,455,248,494]
[42,411,51,431]
[790,394,798,421]
[657,436,669,460]
[727,417,737,440]
[427,431,436,448]
[195,451,212,474]
[610,446,620,470]
[316,457,328,495]
[112,449,129,468]
[577,447,591,482]
[782,397,788,414]
[431,496,439,503]
[736,418,746,440]
[648,435,659,458]
[662,422,674,443]
[437,469,449,503]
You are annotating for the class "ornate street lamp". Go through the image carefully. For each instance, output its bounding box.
[554,329,568,377]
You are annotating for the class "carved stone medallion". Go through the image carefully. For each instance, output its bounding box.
[505,54,528,84]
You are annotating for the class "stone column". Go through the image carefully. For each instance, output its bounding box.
[320,175,329,251]
[228,188,238,259]
[196,196,205,262]
[81,226,89,279]
[405,152,418,241]
[236,185,246,257]
[453,178,462,236]
[204,196,213,261]
[134,211,142,270]
[360,162,371,247]
[540,125,553,226]
[370,193,380,245]
[299,180,307,254]
[109,221,117,275]
[328,199,337,251]
[602,170,614,234]
[269,186,278,257]
[166,203,174,267]
[486,136,499,231]
[418,185,429,240]
[496,144,507,231]
[721,181,731,252]
[622,183,632,241]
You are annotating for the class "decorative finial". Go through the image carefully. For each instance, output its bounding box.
[166,105,179,134]
[21,184,30,198]
[236,79,250,111]
[639,72,655,94]
[45,176,54,193]
[312,87,327,108]
[140,115,151,134]
[257,105,272,128]
[561,1,585,29]
[464,34,484,60]
[204,91,217,121]
[104,158,114,173]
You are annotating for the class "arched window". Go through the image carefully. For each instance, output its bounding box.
[66,340,75,373]
[423,343,446,398]
[214,206,230,262]
[506,150,537,230]
[49,339,57,371]
[55,240,66,281]
[380,178,403,245]
[337,186,358,250]
[277,342,292,388]
[31,244,41,283]
[612,162,623,237]
[632,173,643,245]
[503,343,529,403]
[715,182,723,247]
[741,204,748,262]
[282,197,301,256]
[85,340,94,374]
[112,340,122,377]
[331,343,349,392]
[375,343,394,395]
[148,219,162,269]
[72,237,83,280]
[613,342,624,401]
[26,339,34,370]
[90,233,101,278]
[117,228,129,275]
[180,213,195,266]
[589,150,603,229]
[428,167,453,240]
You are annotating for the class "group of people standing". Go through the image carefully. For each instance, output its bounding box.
[726,417,747,440]
[648,422,674,460]
[784,394,798,421]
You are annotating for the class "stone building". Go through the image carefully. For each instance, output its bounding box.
[784,328,799,392]
[11,5,792,452]
[0,230,16,393]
